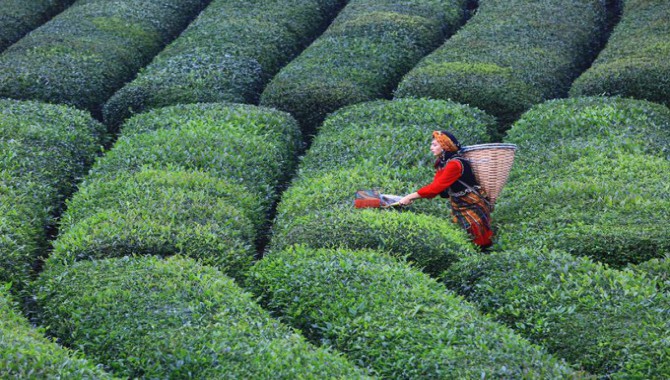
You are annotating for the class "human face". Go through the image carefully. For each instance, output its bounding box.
[430,138,443,157]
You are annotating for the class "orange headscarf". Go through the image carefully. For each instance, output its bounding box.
[432,130,459,152]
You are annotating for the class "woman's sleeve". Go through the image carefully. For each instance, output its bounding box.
[416,160,463,199]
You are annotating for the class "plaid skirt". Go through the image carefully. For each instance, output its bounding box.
[450,188,493,247]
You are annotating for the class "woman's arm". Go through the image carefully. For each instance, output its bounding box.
[399,160,463,205]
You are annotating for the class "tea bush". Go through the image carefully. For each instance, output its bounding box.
[570,0,670,108]
[0,178,49,293]
[103,0,346,129]
[629,255,670,293]
[269,99,494,269]
[299,98,494,175]
[496,97,670,267]
[90,103,301,211]
[0,0,76,52]
[248,246,576,378]
[395,0,608,127]
[0,0,208,117]
[0,99,104,291]
[260,0,468,134]
[0,285,113,379]
[269,167,475,275]
[0,98,106,206]
[35,255,368,379]
[442,248,670,378]
[50,169,257,280]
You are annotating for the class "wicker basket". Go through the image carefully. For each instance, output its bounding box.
[461,143,517,207]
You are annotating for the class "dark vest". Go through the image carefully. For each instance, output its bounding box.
[439,157,479,198]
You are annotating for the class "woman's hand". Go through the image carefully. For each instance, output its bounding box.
[398,192,419,206]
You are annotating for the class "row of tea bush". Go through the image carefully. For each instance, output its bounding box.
[103,0,347,130]
[442,248,670,378]
[0,285,112,378]
[0,0,208,118]
[570,0,670,108]
[0,99,105,293]
[248,246,575,378]
[495,96,670,267]
[0,0,75,52]
[260,0,469,134]
[34,255,367,378]
[50,103,301,280]
[395,0,609,129]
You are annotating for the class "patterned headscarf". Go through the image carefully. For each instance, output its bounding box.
[433,130,461,169]
[432,130,460,152]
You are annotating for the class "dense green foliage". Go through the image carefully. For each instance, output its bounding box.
[0,99,104,291]
[35,255,368,379]
[570,0,670,108]
[0,0,76,52]
[496,97,670,267]
[269,99,495,271]
[103,0,346,129]
[50,169,257,280]
[629,255,670,293]
[260,0,467,134]
[0,285,113,379]
[395,0,608,127]
[90,103,301,211]
[442,249,670,378]
[249,246,575,378]
[0,0,208,117]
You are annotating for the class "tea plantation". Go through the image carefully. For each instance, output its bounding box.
[0,0,668,378]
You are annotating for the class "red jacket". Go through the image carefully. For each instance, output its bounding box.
[417,159,463,198]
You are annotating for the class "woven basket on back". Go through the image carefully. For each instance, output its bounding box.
[461,143,517,207]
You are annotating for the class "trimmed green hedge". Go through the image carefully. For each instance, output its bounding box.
[629,255,670,293]
[103,0,346,129]
[0,0,208,117]
[49,169,257,280]
[0,0,76,52]
[0,99,105,291]
[35,255,368,379]
[0,285,112,379]
[496,97,670,267]
[260,0,468,134]
[249,246,576,378]
[269,99,494,270]
[90,103,301,210]
[442,249,670,378]
[570,0,670,108]
[395,0,608,127]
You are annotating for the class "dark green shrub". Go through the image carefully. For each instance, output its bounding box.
[0,176,49,293]
[0,285,113,379]
[0,0,208,117]
[442,248,670,378]
[496,97,670,267]
[35,255,368,379]
[249,246,576,378]
[629,255,670,293]
[570,0,670,108]
[395,0,608,127]
[0,99,104,291]
[103,0,346,129]
[0,99,106,205]
[91,103,301,211]
[50,169,257,280]
[0,0,76,52]
[260,0,467,134]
